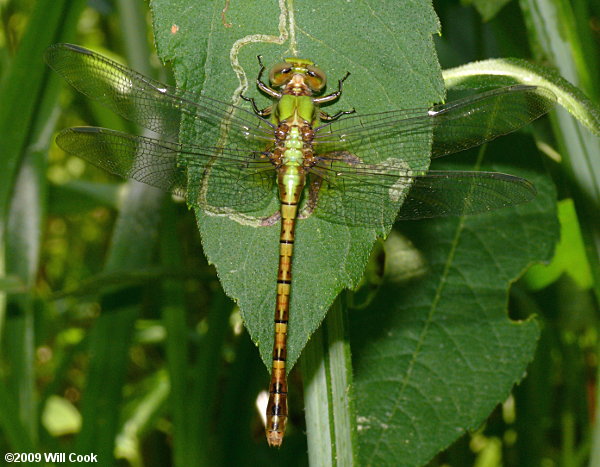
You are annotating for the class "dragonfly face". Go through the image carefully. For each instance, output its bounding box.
[269,58,327,95]
[45,43,556,448]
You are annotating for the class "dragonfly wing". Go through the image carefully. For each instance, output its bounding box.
[314,85,555,161]
[45,43,275,142]
[309,156,536,225]
[56,127,276,214]
[428,86,555,158]
[309,158,417,228]
[397,170,537,220]
[192,150,276,214]
[57,127,187,195]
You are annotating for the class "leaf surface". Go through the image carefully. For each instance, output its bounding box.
[352,135,558,465]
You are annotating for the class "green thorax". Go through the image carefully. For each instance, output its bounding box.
[272,95,318,126]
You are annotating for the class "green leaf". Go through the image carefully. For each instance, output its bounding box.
[524,199,592,290]
[0,0,86,452]
[149,0,443,370]
[72,1,165,463]
[352,135,558,465]
[48,180,120,214]
[520,0,600,307]
[0,0,80,228]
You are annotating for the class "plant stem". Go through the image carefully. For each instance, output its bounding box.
[520,0,600,303]
[301,293,358,466]
[520,2,600,466]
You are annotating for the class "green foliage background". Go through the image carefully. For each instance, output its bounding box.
[0,0,598,466]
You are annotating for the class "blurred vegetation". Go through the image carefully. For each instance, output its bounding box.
[0,0,598,466]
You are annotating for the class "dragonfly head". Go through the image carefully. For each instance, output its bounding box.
[269,58,327,95]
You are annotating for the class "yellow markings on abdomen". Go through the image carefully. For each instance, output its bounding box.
[266,207,294,447]
[265,118,313,447]
[265,156,306,447]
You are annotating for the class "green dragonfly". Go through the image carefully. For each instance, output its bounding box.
[45,43,555,447]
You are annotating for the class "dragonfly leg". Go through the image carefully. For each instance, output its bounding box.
[241,94,272,117]
[298,177,322,219]
[260,210,281,226]
[315,72,355,121]
[301,152,362,217]
[243,55,281,117]
[320,107,356,121]
[314,71,351,104]
[256,55,282,99]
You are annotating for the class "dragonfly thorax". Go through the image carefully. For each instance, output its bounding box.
[275,95,319,126]
[282,127,304,164]
[272,119,316,172]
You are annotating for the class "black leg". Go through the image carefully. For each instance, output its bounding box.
[314,71,351,104]
[314,71,354,120]
[255,55,281,99]
[256,55,266,79]
[241,93,272,117]
[320,107,356,121]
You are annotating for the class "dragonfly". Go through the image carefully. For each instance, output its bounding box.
[45,43,555,447]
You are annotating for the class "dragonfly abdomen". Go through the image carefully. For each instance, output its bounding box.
[266,122,311,446]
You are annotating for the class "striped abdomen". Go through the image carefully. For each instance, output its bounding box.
[265,125,307,447]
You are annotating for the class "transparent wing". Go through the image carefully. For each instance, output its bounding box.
[396,170,536,220]
[309,156,536,225]
[56,127,276,214]
[44,43,275,144]
[314,85,556,162]
[309,85,551,225]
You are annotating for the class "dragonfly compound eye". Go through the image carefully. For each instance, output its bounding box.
[269,62,295,87]
[305,65,326,92]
